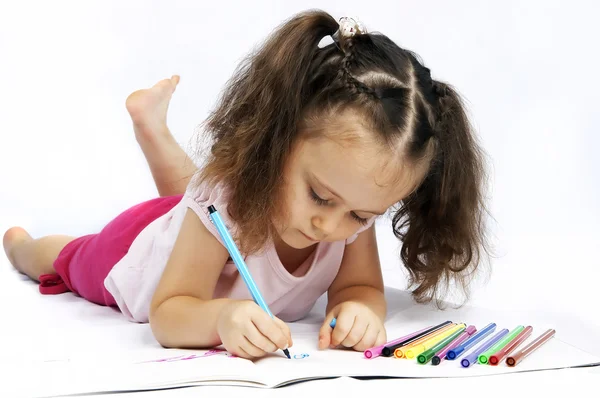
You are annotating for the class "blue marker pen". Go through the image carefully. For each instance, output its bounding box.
[208,205,291,359]
[447,322,496,360]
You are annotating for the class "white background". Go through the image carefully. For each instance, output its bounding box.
[0,0,599,391]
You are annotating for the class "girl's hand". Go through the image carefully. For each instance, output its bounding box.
[318,301,386,351]
[217,300,293,359]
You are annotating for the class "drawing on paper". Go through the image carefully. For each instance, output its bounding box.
[142,348,310,364]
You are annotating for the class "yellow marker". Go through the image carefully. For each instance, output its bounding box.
[405,324,466,359]
[394,323,456,358]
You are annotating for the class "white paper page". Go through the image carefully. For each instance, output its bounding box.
[24,319,596,398]
[13,350,266,398]
[6,288,599,397]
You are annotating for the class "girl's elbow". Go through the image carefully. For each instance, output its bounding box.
[148,302,180,348]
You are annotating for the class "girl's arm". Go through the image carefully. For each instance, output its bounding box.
[326,224,386,320]
[149,208,231,348]
[318,224,387,350]
[148,208,292,358]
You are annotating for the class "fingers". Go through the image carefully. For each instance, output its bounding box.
[352,324,378,351]
[318,327,331,349]
[330,311,357,347]
[339,317,368,348]
[229,322,281,359]
[273,317,293,347]
[250,311,289,351]
[240,336,268,358]
[171,75,180,86]
[245,323,278,353]
[318,312,337,349]
[375,328,387,347]
[320,302,387,352]
[235,345,255,360]
[218,301,292,360]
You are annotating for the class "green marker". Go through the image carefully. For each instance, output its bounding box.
[478,325,524,364]
[417,326,466,364]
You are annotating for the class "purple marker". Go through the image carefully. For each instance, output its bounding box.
[432,325,477,365]
[447,322,496,360]
[364,325,434,359]
[461,328,509,368]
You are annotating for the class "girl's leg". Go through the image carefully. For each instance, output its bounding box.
[126,75,199,197]
[3,227,74,281]
[4,77,195,281]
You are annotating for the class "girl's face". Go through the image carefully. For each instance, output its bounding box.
[275,120,424,249]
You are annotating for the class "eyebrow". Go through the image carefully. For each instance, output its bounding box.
[311,173,386,216]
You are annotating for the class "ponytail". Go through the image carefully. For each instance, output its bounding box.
[394,81,490,306]
[199,10,339,253]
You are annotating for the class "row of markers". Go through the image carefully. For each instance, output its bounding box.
[363,321,556,367]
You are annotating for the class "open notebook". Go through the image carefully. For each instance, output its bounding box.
[7,289,600,397]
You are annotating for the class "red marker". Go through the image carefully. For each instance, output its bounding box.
[489,326,533,365]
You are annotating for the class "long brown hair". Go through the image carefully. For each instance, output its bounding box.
[196,10,491,305]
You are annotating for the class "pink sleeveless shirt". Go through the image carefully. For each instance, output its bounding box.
[104,176,375,323]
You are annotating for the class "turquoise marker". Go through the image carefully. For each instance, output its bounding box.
[208,205,291,359]
[330,318,337,328]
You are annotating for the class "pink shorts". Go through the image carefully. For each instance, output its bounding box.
[39,195,183,306]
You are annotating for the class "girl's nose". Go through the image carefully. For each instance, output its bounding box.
[311,212,342,238]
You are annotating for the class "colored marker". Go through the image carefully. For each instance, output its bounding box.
[432,325,477,366]
[461,328,508,368]
[447,322,496,360]
[364,325,434,359]
[381,320,453,357]
[506,329,556,367]
[405,324,466,359]
[394,323,456,359]
[418,325,469,364]
[489,326,533,365]
[478,325,524,364]
[208,205,291,359]
[330,318,336,328]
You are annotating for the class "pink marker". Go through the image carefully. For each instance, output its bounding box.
[431,325,477,365]
[364,325,434,359]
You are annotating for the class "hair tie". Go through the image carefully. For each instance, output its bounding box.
[332,17,366,41]
[319,17,366,49]
[339,17,366,37]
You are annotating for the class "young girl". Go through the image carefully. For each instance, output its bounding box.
[3,11,489,359]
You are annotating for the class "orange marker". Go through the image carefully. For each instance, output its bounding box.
[394,323,456,358]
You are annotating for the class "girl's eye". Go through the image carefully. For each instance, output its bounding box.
[309,188,369,226]
[351,212,369,226]
[309,188,328,205]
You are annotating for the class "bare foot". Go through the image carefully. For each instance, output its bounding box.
[126,75,180,143]
[3,226,32,273]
